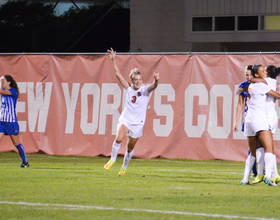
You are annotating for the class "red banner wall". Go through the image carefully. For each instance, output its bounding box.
[1,54,280,161]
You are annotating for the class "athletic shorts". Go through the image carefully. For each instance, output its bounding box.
[0,121,19,135]
[244,120,269,137]
[118,118,144,139]
[268,117,278,135]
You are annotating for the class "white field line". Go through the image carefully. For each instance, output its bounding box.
[137,159,242,166]
[153,169,242,175]
[0,201,278,220]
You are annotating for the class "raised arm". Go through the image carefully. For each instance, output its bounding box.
[148,70,159,93]
[0,77,11,96]
[107,48,129,89]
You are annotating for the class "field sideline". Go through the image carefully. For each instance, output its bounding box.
[0,152,279,220]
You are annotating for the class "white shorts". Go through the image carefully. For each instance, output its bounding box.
[118,118,144,138]
[244,120,270,137]
[268,117,278,135]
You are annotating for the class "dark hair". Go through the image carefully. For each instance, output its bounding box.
[4,75,19,98]
[266,65,280,79]
[246,65,253,71]
[251,64,262,77]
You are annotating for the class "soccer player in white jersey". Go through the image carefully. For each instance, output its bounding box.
[249,65,280,184]
[104,48,159,175]
[240,65,280,186]
[0,75,29,168]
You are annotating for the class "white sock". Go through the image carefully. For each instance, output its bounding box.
[110,141,121,162]
[256,147,265,175]
[122,150,134,169]
[272,154,279,178]
[242,154,256,183]
[265,152,274,179]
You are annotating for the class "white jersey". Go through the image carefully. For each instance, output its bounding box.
[265,77,278,134]
[119,85,152,125]
[244,82,270,136]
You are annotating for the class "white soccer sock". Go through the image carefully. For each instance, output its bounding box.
[256,147,265,175]
[272,154,279,178]
[122,150,134,169]
[110,141,121,162]
[242,154,256,183]
[265,152,274,179]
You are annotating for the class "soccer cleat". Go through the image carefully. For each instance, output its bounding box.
[104,160,115,170]
[20,162,29,168]
[252,175,264,184]
[272,175,280,184]
[251,172,257,178]
[263,176,277,186]
[118,167,127,175]
[240,180,249,185]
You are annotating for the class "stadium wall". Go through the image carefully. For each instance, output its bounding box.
[0,53,280,161]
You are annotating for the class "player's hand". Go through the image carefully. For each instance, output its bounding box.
[153,70,159,80]
[233,124,238,132]
[107,47,116,60]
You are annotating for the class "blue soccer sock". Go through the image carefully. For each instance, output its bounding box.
[15,144,27,163]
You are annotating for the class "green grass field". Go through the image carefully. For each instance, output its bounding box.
[0,152,279,220]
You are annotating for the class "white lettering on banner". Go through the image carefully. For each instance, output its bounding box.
[98,83,121,135]
[62,83,80,134]
[80,83,100,134]
[185,84,208,138]
[17,82,269,139]
[17,82,27,132]
[153,84,175,137]
[208,85,232,139]
[27,82,53,132]
[232,85,246,140]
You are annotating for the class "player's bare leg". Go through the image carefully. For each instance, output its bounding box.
[118,136,138,175]
[104,124,128,170]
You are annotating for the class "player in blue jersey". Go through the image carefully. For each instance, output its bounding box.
[233,65,258,177]
[0,75,29,168]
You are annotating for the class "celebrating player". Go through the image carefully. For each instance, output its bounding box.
[240,65,280,186]
[0,75,29,168]
[249,65,280,184]
[233,65,258,177]
[104,48,159,175]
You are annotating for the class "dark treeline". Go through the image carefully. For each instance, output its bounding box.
[0,0,129,52]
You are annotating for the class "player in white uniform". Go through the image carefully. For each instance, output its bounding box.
[240,65,280,186]
[104,48,159,175]
[249,65,280,184]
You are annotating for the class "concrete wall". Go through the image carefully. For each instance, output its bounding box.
[130,0,191,52]
[130,0,280,52]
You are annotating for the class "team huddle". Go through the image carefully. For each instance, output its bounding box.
[236,65,280,186]
[1,50,280,186]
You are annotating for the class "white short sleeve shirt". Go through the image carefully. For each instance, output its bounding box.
[119,85,152,125]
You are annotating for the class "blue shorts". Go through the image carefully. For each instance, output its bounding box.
[0,121,19,135]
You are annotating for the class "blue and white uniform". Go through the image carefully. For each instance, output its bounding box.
[239,81,250,132]
[0,88,19,135]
